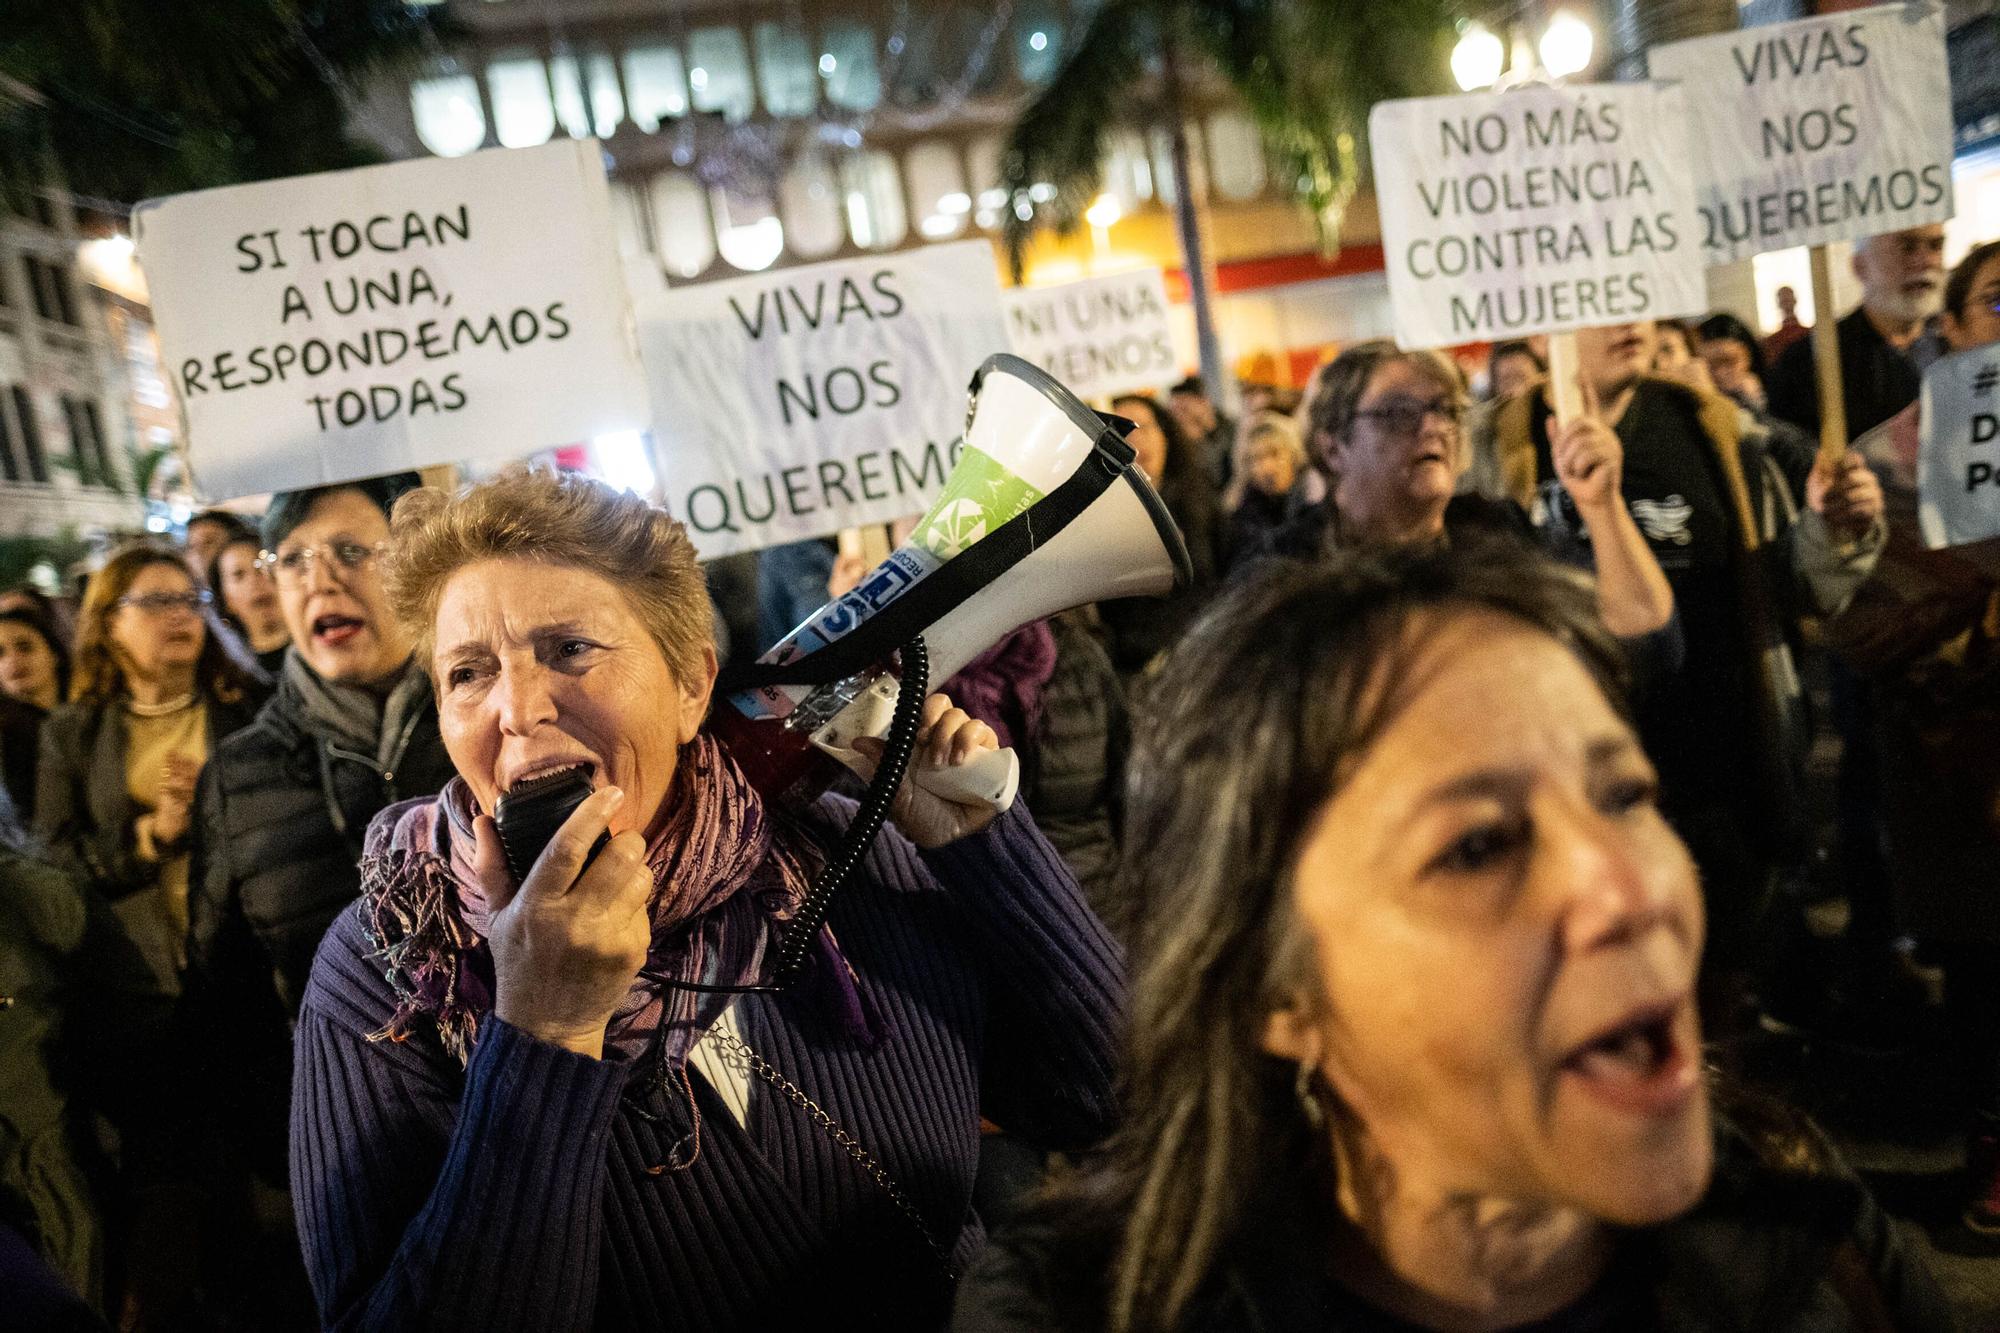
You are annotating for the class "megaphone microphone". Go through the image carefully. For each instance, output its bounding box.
[710,353,1192,811]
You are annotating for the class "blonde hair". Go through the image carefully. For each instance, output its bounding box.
[1223,412,1307,512]
[384,467,712,686]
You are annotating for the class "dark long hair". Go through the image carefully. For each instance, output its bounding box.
[1693,312,1770,384]
[1038,544,1630,1332]
[0,605,71,701]
[70,541,263,706]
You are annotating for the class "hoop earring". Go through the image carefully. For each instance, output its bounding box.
[1294,1060,1328,1132]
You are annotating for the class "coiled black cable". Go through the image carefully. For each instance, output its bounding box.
[638,635,930,996]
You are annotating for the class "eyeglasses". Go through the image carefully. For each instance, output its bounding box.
[256,540,388,586]
[115,590,212,615]
[1353,397,1466,436]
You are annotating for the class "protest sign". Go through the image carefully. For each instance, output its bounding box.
[1918,344,2000,548]
[1369,82,1705,349]
[1002,268,1179,400]
[1649,2,1954,267]
[134,140,648,501]
[636,240,1009,558]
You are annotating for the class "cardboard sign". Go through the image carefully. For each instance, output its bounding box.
[1918,344,2000,548]
[636,240,1009,558]
[1650,2,1954,266]
[1369,83,1704,349]
[135,141,649,501]
[1002,268,1179,400]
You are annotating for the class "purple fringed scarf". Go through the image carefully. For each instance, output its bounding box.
[360,733,865,1068]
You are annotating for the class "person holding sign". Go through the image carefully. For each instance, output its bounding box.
[1767,225,1948,440]
[1268,340,1676,648]
[289,469,1120,1331]
[953,550,1952,1333]
[1825,238,2000,1238]
[1491,321,1884,987]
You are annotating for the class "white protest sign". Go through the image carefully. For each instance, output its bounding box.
[1002,268,1179,400]
[1369,83,1704,349]
[1917,344,2000,548]
[1650,2,1953,266]
[636,240,1008,558]
[134,140,649,501]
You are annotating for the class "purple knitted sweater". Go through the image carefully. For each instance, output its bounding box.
[289,800,1123,1331]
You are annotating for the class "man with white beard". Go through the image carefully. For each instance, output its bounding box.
[1767,224,1948,441]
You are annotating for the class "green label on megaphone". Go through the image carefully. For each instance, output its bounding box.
[908,445,1045,561]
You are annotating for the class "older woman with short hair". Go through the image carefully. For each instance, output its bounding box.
[289,468,1122,1331]
[956,546,1950,1333]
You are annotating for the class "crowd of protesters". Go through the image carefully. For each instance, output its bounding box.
[0,224,1994,1330]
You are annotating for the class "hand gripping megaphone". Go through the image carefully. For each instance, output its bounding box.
[708,353,1192,816]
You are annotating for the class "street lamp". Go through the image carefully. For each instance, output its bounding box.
[1451,23,1505,91]
[1539,10,1595,78]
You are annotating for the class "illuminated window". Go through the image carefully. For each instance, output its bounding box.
[780,152,846,258]
[650,173,715,278]
[688,27,754,122]
[1148,122,1206,208]
[411,73,486,156]
[623,45,688,132]
[754,21,817,117]
[488,53,555,148]
[841,150,907,250]
[1207,110,1266,200]
[550,51,622,138]
[820,20,881,111]
[906,141,969,240]
[712,188,785,271]
[1014,1,1063,84]
[1101,129,1154,212]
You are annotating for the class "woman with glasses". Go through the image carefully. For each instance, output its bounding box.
[1274,339,1676,643]
[32,540,264,993]
[289,468,1120,1331]
[206,533,291,674]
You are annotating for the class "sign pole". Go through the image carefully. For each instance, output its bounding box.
[1807,243,1849,470]
[1548,332,1583,428]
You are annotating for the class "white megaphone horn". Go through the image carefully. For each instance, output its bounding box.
[708,353,1193,813]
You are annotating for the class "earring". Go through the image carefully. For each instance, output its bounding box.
[1294,1060,1327,1131]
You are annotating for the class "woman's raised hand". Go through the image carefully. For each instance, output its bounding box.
[473,786,652,1059]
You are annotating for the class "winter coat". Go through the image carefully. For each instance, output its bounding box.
[32,693,260,994]
[1020,612,1128,920]
[951,1116,1956,1333]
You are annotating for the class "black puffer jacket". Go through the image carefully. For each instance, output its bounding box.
[1022,612,1128,922]
[189,668,456,1018]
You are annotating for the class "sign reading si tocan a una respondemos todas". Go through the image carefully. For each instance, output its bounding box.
[635,240,1009,558]
[133,140,650,501]
[1649,1,1954,267]
[1369,82,1705,350]
[1002,268,1181,401]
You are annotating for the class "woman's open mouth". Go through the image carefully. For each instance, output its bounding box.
[1560,999,1698,1117]
[311,614,366,646]
[503,757,598,792]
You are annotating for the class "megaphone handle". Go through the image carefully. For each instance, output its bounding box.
[908,744,1021,813]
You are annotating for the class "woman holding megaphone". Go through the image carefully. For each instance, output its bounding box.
[288,468,1122,1331]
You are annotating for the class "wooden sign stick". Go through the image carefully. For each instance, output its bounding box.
[1807,243,1849,470]
[1548,331,1583,428]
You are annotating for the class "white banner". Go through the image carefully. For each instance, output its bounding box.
[1002,268,1179,400]
[134,140,649,501]
[637,240,1008,558]
[1369,83,1705,349]
[1650,2,1954,266]
[1918,344,2000,548]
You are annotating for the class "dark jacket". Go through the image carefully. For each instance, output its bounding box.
[1,695,46,823]
[189,666,455,1018]
[32,694,260,992]
[1021,611,1128,920]
[1767,307,1921,443]
[951,1118,1955,1332]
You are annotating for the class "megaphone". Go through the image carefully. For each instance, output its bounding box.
[708,353,1192,814]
